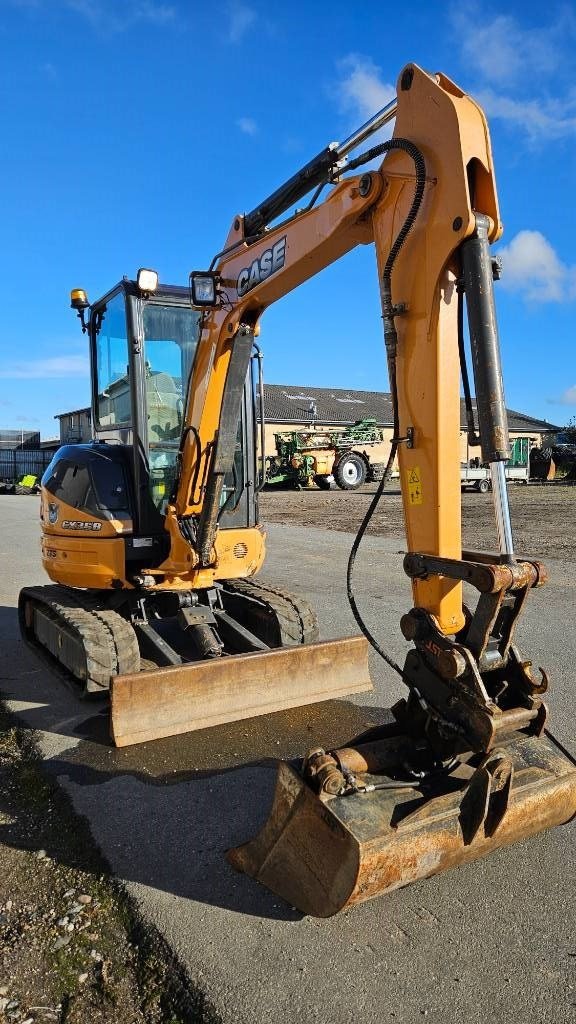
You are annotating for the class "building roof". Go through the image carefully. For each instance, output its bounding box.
[55,407,91,420]
[261,384,560,434]
[54,388,561,436]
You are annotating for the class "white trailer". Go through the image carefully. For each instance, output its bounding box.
[461,459,529,493]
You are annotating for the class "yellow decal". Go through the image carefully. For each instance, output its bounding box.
[407,466,423,505]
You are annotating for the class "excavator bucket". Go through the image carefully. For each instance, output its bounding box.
[110,635,372,747]
[228,729,576,917]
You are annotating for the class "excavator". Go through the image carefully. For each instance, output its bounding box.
[18,287,373,745]
[19,63,576,916]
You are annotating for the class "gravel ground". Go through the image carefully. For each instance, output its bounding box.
[0,710,211,1024]
[1,492,574,1024]
[259,482,576,558]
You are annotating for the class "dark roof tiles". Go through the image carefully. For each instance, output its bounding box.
[261,384,558,433]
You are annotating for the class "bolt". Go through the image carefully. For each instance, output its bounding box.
[359,173,372,197]
[452,217,463,232]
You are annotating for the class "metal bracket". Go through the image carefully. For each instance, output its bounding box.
[177,606,217,630]
[460,752,514,844]
[392,426,414,449]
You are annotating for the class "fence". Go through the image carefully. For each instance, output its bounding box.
[0,448,55,485]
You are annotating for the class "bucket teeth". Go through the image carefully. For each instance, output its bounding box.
[228,731,576,917]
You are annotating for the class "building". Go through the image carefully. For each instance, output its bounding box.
[56,387,559,465]
[0,428,41,449]
[261,385,559,467]
[0,429,57,483]
[55,407,92,445]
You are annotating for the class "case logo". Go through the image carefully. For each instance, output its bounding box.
[237,236,286,297]
[62,520,102,532]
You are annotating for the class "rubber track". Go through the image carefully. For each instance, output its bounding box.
[220,578,319,647]
[19,585,140,695]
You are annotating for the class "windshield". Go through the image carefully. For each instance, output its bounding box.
[143,303,200,512]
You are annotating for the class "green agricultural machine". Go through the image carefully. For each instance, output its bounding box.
[265,419,386,490]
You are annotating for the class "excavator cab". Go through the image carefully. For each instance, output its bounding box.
[19,274,372,745]
[34,277,260,588]
[85,276,257,539]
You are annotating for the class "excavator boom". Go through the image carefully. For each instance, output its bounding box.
[215,64,576,913]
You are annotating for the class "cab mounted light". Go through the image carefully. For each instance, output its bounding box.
[137,268,159,293]
[189,271,220,307]
[70,288,90,333]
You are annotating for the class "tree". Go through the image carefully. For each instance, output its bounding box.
[563,417,576,444]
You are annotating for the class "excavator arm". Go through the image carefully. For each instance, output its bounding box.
[165,65,499,633]
[162,62,576,915]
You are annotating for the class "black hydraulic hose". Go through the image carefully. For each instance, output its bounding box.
[346,138,426,681]
[457,283,481,448]
[173,424,202,507]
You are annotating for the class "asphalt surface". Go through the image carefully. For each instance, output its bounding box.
[1,495,575,1024]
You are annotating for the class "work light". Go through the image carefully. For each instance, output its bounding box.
[137,268,159,293]
[190,272,219,307]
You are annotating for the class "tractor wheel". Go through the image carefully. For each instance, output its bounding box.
[334,453,367,490]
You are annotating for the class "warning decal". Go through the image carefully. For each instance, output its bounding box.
[407,466,423,505]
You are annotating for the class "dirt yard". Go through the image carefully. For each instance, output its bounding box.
[259,483,576,559]
[0,713,206,1024]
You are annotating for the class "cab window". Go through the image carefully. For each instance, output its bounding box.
[94,292,131,427]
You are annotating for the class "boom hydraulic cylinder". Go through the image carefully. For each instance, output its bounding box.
[461,214,515,561]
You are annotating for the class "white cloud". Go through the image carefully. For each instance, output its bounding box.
[478,89,576,143]
[129,0,175,23]
[236,116,257,136]
[0,355,89,379]
[451,9,576,142]
[8,0,176,31]
[226,3,256,44]
[554,386,576,405]
[453,11,566,86]
[497,230,576,302]
[337,54,395,124]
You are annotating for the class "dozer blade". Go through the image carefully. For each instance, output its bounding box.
[110,635,372,747]
[228,730,576,917]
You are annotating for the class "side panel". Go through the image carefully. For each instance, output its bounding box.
[41,531,126,589]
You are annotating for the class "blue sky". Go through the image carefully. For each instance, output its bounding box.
[0,0,575,438]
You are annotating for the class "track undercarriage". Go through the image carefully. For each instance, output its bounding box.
[18,580,372,746]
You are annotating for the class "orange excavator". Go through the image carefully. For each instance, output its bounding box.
[19,63,576,915]
[190,63,575,915]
